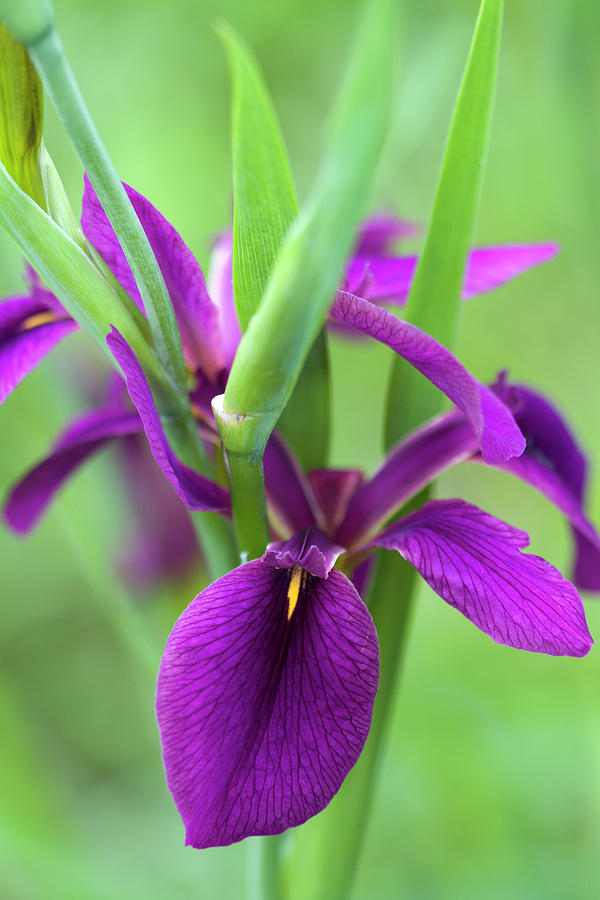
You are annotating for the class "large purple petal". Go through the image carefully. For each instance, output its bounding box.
[82,177,224,378]
[374,499,593,657]
[107,328,230,514]
[4,407,142,533]
[337,413,478,549]
[156,558,379,847]
[330,292,524,464]
[0,318,78,404]
[344,244,558,305]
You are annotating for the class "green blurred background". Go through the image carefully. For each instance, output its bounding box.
[1,0,599,897]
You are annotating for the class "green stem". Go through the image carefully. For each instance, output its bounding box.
[247,836,281,900]
[213,396,270,563]
[28,24,188,400]
[192,511,239,580]
[226,454,269,562]
[283,550,417,900]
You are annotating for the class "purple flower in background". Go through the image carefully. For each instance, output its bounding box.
[344,215,558,309]
[157,403,595,847]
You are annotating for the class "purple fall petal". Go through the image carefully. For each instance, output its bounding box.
[0,295,47,338]
[374,499,593,657]
[462,244,559,299]
[488,379,600,591]
[107,328,230,514]
[0,317,79,404]
[263,528,344,578]
[344,244,558,306]
[330,292,524,465]
[4,408,142,533]
[337,413,478,549]
[82,177,224,378]
[156,558,379,847]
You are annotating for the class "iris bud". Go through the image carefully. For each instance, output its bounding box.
[0,0,53,46]
[0,24,45,206]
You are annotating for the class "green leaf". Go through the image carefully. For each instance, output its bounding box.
[219,0,395,460]
[219,23,298,331]
[385,0,504,449]
[220,23,330,469]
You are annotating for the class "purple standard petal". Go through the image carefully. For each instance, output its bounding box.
[337,413,478,549]
[263,433,323,536]
[373,499,593,657]
[487,380,600,591]
[308,469,363,535]
[330,292,524,464]
[107,328,230,514]
[157,550,379,847]
[0,316,78,404]
[207,231,241,369]
[4,408,142,533]
[353,215,419,257]
[82,177,224,379]
[344,244,558,306]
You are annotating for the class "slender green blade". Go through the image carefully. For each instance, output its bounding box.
[385,0,504,448]
[28,25,189,399]
[219,23,297,330]
[220,0,394,460]
[220,24,329,469]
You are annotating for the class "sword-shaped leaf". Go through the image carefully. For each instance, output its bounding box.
[386,0,504,448]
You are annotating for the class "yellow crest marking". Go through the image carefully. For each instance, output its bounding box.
[20,311,60,331]
[287,565,304,621]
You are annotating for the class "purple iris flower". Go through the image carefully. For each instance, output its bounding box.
[156,389,597,848]
[2,181,595,848]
